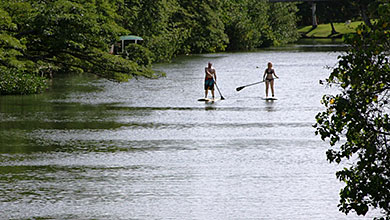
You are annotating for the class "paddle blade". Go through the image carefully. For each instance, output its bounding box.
[236,86,245,91]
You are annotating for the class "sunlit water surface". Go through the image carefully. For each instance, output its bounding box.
[0,44,378,219]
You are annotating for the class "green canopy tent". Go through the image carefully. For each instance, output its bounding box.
[111,35,144,54]
[120,35,143,53]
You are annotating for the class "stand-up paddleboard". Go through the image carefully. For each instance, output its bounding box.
[198,98,221,102]
[262,97,277,101]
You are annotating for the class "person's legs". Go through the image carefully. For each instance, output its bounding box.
[265,81,269,97]
[211,89,215,99]
[270,80,275,97]
[205,79,210,98]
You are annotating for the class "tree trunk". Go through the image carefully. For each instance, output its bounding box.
[330,22,338,35]
[311,2,318,28]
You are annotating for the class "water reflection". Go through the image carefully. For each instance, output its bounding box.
[204,105,218,111]
[264,100,276,112]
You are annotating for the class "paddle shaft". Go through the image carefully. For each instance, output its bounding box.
[236,81,264,91]
[243,81,264,87]
[214,81,225,100]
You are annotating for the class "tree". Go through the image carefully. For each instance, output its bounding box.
[0,7,26,69]
[0,0,161,95]
[1,0,301,95]
[314,2,390,218]
[315,1,359,35]
[349,0,380,27]
[178,0,228,53]
[22,0,158,80]
[119,0,299,59]
[265,2,299,46]
[222,0,268,50]
[119,0,190,62]
[222,0,299,50]
[0,5,47,95]
[298,0,380,28]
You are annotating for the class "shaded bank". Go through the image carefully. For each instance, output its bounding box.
[298,21,363,39]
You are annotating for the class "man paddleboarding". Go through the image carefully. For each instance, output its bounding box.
[204,62,216,99]
[263,62,279,98]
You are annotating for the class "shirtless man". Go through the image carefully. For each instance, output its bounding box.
[204,62,216,99]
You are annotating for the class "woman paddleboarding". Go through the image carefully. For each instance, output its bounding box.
[263,62,279,98]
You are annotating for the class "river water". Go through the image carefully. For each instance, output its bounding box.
[0,43,377,219]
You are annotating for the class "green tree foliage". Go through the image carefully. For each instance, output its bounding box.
[222,0,267,50]
[0,4,47,95]
[0,0,161,95]
[122,44,152,67]
[348,0,380,27]
[314,2,390,218]
[1,0,300,94]
[265,2,300,46]
[120,0,299,59]
[178,0,228,53]
[18,0,156,80]
[0,8,27,69]
[222,0,299,50]
[119,0,190,62]
[315,1,358,24]
[0,68,47,95]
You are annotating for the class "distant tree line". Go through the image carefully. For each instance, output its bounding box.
[0,0,300,95]
[123,0,300,61]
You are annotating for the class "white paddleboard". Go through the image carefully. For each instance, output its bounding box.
[262,97,277,101]
[198,98,220,102]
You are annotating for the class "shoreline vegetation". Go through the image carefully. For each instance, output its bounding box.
[0,0,300,95]
[0,1,377,96]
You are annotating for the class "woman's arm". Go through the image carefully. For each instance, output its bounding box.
[273,69,279,78]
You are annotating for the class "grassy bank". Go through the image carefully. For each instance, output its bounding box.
[298,21,362,38]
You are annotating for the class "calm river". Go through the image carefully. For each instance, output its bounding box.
[0,43,377,219]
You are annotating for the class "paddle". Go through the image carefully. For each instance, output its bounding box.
[214,81,225,100]
[236,81,264,92]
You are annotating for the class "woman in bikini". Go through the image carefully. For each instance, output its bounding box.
[263,62,279,98]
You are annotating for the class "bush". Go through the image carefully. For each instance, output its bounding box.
[122,44,153,67]
[0,68,48,95]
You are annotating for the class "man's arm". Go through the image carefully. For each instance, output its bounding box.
[205,68,213,78]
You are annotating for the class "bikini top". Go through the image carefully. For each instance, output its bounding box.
[265,68,274,75]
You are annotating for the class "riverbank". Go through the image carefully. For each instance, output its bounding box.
[298,21,362,38]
